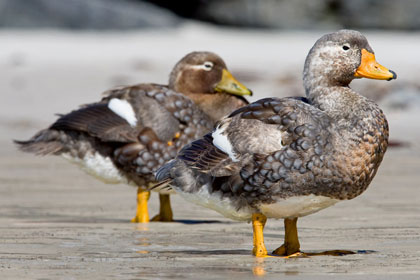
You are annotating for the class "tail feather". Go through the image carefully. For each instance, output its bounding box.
[149,178,173,192]
[151,159,177,191]
[14,129,65,156]
[155,159,177,182]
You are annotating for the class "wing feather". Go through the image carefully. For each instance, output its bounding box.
[50,103,139,142]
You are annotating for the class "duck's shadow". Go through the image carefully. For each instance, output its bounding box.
[37,218,228,224]
[173,219,229,225]
[18,213,228,224]
[156,249,375,256]
[302,249,376,256]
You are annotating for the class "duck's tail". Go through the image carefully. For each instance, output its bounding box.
[150,178,173,192]
[14,129,65,156]
[150,160,177,192]
[155,159,176,181]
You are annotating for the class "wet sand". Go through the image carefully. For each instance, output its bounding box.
[1,27,420,279]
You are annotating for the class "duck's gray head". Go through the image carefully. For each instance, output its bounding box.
[303,30,397,92]
[169,51,252,96]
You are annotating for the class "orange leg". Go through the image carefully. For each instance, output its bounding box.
[252,213,268,257]
[272,218,301,256]
[273,218,355,258]
[151,194,174,222]
[131,188,150,223]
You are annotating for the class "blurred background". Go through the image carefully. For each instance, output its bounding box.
[2,0,420,146]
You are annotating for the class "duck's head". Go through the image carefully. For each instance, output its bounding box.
[303,30,397,90]
[169,51,252,97]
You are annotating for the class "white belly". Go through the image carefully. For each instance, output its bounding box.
[62,152,128,185]
[180,184,253,221]
[258,195,339,219]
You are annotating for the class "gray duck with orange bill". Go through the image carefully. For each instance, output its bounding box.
[155,30,396,257]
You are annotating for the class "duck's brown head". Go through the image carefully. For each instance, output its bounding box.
[303,30,397,91]
[169,51,252,97]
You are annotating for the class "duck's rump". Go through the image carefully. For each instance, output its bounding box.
[15,128,129,184]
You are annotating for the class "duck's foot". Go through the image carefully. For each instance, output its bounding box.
[272,243,302,257]
[281,252,308,258]
[131,188,150,223]
[254,251,307,259]
[131,215,149,223]
[272,247,307,258]
[150,214,173,222]
[252,245,268,258]
[150,194,174,222]
[271,217,303,257]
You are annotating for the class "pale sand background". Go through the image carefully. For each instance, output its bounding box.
[1,24,419,279]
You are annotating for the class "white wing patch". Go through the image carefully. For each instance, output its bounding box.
[212,123,238,162]
[108,98,137,127]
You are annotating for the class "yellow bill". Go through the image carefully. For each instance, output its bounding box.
[215,69,253,96]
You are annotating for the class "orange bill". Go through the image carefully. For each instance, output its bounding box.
[354,49,397,81]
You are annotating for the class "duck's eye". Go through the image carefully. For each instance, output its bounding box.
[342,45,350,51]
[203,61,213,71]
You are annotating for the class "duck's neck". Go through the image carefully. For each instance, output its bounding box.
[184,92,248,123]
[308,86,365,119]
[304,68,365,121]
[302,45,360,119]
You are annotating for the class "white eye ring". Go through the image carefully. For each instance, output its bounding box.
[342,44,350,51]
[203,61,213,71]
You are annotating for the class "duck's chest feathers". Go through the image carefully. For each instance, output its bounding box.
[331,106,389,199]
